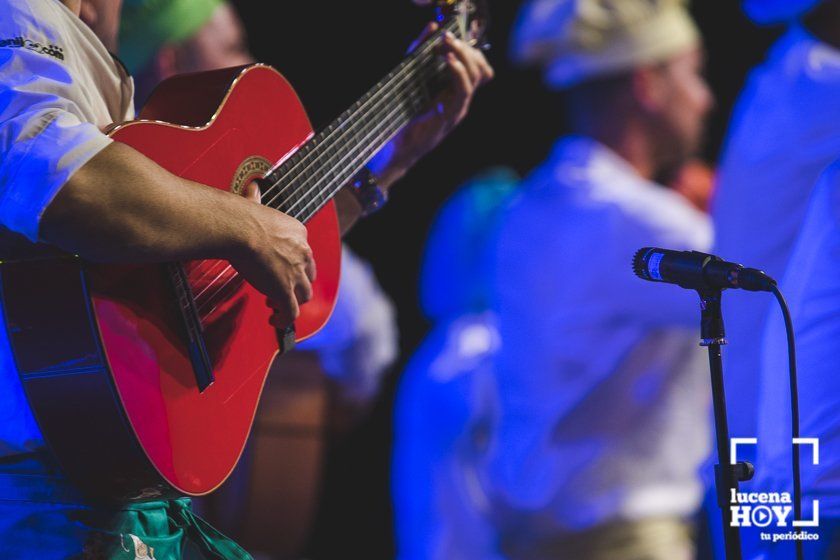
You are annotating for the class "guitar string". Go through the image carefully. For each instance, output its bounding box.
[190,33,449,301]
[257,17,458,210]
[186,21,455,292]
[191,62,435,306]
[192,16,467,310]
[188,261,235,299]
[194,78,432,314]
[284,63,437,220]
[194,79,430,313]
[255,27,448,210]
[187,49,439,296]
[193,100,420,314]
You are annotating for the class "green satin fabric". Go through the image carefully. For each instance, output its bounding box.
[74,498,252,560]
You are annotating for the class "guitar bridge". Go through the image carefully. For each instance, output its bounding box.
[168,262,214,392]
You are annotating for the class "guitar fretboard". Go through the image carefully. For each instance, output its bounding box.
[258,17,462,223]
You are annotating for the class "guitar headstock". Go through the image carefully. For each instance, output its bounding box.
[419,0,490,48]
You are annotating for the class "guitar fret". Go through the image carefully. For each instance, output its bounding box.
[293,78,427,220]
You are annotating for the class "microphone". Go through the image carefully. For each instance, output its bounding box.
[633,247,776,293]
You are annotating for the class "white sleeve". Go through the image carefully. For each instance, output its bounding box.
[0,5,112,241]
[297,247,399,404]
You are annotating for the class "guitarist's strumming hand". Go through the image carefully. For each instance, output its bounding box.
[235,181,316,328]
[369,23,494,191]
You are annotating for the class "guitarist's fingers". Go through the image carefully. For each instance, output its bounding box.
[295,277,313,305]
[305,251,317,283]
[272,295,300,327]
[443,33,478,88]
[444,32,494,87]
[243,181,262,203]
[269,310,287,329]
[408,22,438,54]
[294,245,315,303]
[443,52,474,121]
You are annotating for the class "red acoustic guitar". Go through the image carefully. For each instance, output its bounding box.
[0,1,486,501]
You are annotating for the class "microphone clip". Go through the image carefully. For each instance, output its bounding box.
[698,288,727,347]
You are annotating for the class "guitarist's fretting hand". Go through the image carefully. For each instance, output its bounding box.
[254,25,491,316]
[367,23,494,192]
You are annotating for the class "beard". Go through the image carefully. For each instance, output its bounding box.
[654,123,706,187]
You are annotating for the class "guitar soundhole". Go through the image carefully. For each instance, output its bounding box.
[230,156,272,196]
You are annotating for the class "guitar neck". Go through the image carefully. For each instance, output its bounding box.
[258,17,462,222]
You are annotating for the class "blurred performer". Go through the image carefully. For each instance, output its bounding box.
[756,161,840,559]
[121,0,252,102]
[392,170,517,560]
[486,1,714,559]
[712,0,840,444]
[119,1,399,556]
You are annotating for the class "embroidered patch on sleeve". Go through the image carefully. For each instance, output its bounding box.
[0,37,64,60]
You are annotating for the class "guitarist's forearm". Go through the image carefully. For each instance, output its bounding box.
[335,187,364,236]
[40,142,255,264]
[333,149,412,236]
[334,169,409,235]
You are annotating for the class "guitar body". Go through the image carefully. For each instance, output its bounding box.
[0,65,341,501]
[2,1,488,502]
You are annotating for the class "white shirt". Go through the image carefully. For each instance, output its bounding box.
[297,246,398,405]
[486,136,712,544]
[758,161,840,519]
[0,0,134,456]
[393,311,503,560]
[712,26,840,441]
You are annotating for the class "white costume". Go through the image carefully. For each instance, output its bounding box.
[0,0,134,458]
[712,25,840,440]
[486,136,712,552]
[754,162,840,559]
[298,246,398,405]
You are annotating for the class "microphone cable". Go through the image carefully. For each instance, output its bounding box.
[771,285,803,560]
[632,246,804,558]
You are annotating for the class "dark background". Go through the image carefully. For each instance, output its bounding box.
[232,2,782,557]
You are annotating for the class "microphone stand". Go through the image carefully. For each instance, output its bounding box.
[699,289,753,560]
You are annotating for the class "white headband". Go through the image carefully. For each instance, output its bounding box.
[511,0,700,89]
